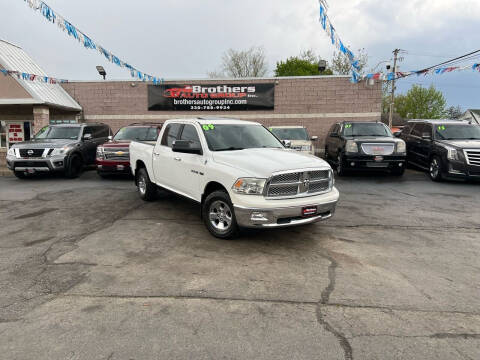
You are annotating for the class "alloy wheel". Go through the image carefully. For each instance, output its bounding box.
[209,200,233,233]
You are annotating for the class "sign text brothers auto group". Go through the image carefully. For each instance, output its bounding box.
[148,83,275,111]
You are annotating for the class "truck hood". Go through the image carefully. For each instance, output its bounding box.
[11,139,79,149]
[102,140,132,148]
[440,139,480,149]
[212,148,330,178]
[289,140,313,146]
[345,136,400,143]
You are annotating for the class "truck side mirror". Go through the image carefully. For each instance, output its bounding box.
[83,133,92,141]
[282,140,291,148]
[311,136,318,141]
[172,140,202,155]
[393,131,402,138]
[422,133,432,140]
[108,135,113,141]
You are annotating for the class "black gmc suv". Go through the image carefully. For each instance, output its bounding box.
[6,123,112,178]
[324,121,407,176]
[399,120,480,181]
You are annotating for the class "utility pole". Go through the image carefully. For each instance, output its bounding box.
[389,49,400,129]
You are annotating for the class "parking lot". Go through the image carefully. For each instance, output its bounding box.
[0,170,479,360]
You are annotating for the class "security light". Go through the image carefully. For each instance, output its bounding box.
[96,66,106,80]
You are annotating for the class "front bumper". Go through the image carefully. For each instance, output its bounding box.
[343,154,406,171]
[6,155,66,173]
[96,159,131,175]
[233,190,339,228]
[444,159,480,180]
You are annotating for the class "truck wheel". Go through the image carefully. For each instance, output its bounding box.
[324,146,329,161]
[136,168,157,201]
[429,156,443,182]
[14,171,26,179]
[203,190,239,239]
[337,153,347,176]
[65,154,83,178]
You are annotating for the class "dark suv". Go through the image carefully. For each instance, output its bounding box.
[96,123,163,177]
[324,121,407,176]
[399,120,480,181]
[6,123,112,178]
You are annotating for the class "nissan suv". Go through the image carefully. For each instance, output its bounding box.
[6,123,111,178]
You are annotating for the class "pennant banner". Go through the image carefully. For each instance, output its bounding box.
[364,63,480,81]
[318,0,360,83]
[22,0,164,85]
[0,69,68,84]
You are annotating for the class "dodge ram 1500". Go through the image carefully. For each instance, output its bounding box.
[130,118,339,239]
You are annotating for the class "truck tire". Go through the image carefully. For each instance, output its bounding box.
[65,154,83,178]
[136,168,157,201]
[337,152,347,176]
[202,190,239,239]
[429,156,443,182]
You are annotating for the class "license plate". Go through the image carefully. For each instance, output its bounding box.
[367,162,389,168]
[302,206,318,217]
[26,169,35,174]
[374,156,384,162]
[372,147,385,155]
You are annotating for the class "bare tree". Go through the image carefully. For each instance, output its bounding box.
[331,48,368,76]
[208,47,269,78]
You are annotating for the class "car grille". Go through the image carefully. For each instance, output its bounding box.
[14,161,49,168]
[19,149,45,158]
[361,143,395,156]
[465,150,480,166]
[104,148,130,161]
[266,169,331,198]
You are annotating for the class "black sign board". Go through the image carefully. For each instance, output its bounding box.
[148,83,275,111]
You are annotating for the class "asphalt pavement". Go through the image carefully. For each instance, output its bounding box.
[0,169,479,360]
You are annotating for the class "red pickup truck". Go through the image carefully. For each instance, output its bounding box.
[96,123,163,177]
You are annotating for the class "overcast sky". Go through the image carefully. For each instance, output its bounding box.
[2,0,479,109]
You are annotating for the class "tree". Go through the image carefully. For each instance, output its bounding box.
[445,105,463,119]
[208,46,268,78]
[331,48,368,75]
[274,50,333,77]
[394,85,447,119]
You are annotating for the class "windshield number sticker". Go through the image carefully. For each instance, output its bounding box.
[203,124,215,131]
[438,125,446,131]
[345,124,352,129]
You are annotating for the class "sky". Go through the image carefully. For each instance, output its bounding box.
[1,0,480,109]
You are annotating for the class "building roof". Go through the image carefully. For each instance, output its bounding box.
[0,39,81,111]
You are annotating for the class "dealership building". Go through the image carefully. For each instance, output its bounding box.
[0,39,382,166]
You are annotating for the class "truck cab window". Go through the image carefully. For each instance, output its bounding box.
[161,123,182,148]
[179,125,201,147]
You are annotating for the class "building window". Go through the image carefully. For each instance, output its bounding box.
[0,121,6,148]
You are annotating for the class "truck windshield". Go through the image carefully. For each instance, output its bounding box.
[35,126,81,140]
[435,124,480,140]
[270,128,309,141]
[344,123,392,137]
[114,127,159,141]
[202,124,284,151]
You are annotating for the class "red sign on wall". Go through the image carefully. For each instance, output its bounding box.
[8,124,24,143]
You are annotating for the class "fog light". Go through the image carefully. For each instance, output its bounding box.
[350,162,355,166]
[399,163,403,167]
[54,161,63,167]
[251,212,269,222]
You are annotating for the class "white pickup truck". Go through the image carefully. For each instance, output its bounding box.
[129,118,339,239]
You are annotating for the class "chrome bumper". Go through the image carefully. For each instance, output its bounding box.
[234,200,337,228]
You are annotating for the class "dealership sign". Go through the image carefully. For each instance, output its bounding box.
[8,123,24,143]
[148,83,275,111]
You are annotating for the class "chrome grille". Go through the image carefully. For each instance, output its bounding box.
[104,148,129,161]
[19,149,45,158]
[266,169,331,198]
[361,143,395,155]
[465,149,480,166]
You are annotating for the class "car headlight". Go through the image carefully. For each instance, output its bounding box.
[232,178,266,195]
[96,146,105,158]
[446,147,459,161]
[301,145,312,152]
[51,146,71,156]
[345,140,358,153]
[396,140,406,154]
[7,148,16,157]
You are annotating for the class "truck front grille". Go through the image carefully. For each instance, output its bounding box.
[465,150,480,166]
[361,143,395,156]
[104,148,130,161]
[19,149,45,158]
[266,169,332,198]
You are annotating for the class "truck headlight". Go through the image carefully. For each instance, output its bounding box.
[396,140,406,154]
[7,148,16,157]
[446,147,459,161]
[51,146,71,156]
[232,178,266,195]
[345,140,358,153]
[96,146,105,159]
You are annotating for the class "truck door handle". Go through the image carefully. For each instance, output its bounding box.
[153,152,160,156]
[174,157,182,162]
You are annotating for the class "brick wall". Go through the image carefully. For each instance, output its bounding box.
[62,76,382,148]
